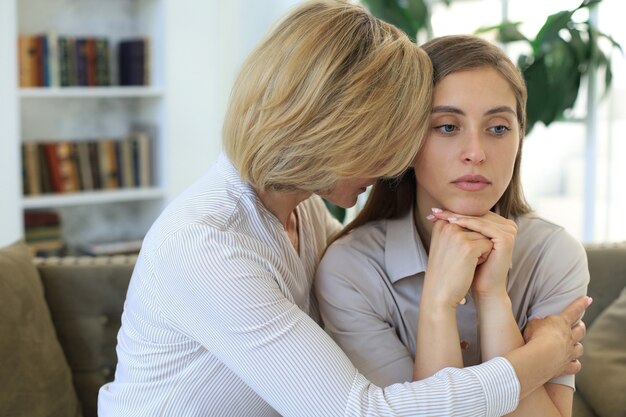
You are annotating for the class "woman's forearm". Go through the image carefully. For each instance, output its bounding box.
[414,298,463,380]
[477,294,570,417]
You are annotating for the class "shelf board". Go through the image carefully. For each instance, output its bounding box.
[22,187,165,209]
[19,86,164,98]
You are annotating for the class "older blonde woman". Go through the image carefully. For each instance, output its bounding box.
[99,2,588,416]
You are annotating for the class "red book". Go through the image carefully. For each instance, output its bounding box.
[86,38,97,86]
[43,143,63,192]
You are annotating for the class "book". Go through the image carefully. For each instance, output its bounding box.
[67,37,78,86]
[18,35,38,87]
[56,141,80,192]
[75,38,89,86]
[22,142,42,195]
[75,141,94,191]
[120,136,135,188]
[133,131,152,187]
[24,209,66,257]
[46,32,60,87]
[118,38,146,86]
[87,141,102,189]
[86,38,97,86]
[98,138,119,189]
[38,144,53,193]
[43,142,63,192]
[58,36,71,86]
[94,38,111,86]
[37,35,48,86]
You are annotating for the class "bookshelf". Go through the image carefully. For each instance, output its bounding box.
[1,0,168,254]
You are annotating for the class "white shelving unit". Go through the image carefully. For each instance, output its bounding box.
[1,0,168,252]
[0,0,301,250]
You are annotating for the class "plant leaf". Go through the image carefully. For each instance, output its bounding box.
[360,0,423,41]
[475,21,528,43]
[532,10,574,53]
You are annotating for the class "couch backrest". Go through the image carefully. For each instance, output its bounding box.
[36,243,626,417]
[582,242,626,327]
[37,256,135,417]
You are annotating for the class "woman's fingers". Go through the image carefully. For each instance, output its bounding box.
[560,296,593,327]
[430,208,517,242]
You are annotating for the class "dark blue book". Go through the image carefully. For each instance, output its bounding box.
[118,38,146,86]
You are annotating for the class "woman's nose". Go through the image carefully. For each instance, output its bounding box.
[462,133,486,164]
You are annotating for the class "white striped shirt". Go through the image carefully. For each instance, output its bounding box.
[98,153,520,416]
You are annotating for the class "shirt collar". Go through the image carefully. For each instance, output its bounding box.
[385,207,428,283]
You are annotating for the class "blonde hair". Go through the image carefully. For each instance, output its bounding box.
[222,0,433,192]
[338,35,531,241]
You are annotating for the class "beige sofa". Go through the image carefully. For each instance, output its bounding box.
[0,240,625,417]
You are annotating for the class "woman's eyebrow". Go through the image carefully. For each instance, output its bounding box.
[485,106,516,116]
[431,105,517,116]
[432,105,464,115]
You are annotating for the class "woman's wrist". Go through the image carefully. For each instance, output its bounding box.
[473,287,511,312]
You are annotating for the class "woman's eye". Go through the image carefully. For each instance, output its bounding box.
[435,124,457,134]
[490,125,510,135]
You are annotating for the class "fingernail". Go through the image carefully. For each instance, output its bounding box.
[587,297,593,306]
[448,217,458,222]
[431,208,443,213]
[426,214,436,221]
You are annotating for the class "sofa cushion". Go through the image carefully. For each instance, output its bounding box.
[577,286,626,417]
[37,256,135,417]
[0,241,81,417]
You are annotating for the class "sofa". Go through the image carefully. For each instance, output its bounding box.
[0,240,625,417]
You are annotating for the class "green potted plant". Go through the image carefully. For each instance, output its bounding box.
[361,0,621,134]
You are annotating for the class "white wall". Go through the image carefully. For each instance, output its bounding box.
[0,0,22,247]
[162,0,302,201]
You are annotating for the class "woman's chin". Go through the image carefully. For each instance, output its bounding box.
[447,203,492,217]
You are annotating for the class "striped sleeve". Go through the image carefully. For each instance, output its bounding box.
[150,224,519,417]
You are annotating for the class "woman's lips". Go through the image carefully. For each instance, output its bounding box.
[452,175,491,191]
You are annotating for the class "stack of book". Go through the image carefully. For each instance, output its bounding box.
[24,210,66,256]
[18,34,150,87]
[21,132,153,196]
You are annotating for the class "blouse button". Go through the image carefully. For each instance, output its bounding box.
[460,340,470,350]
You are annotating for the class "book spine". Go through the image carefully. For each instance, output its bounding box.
[55,141,80,192]
[135,132,152,187]
[99,139,119,189]
[43,142,63,192]
[37,35,48,86]
[86,38,97,86]
[120,136,135,188]
[95,38,111,86]
[23,142,42,195]
[38,143,53,194]
[18,35,36,87]
[58,36,70,87]
[88,141,101,189]
[46,32,60,87]
[76,141,94,191]
[75,38,88,86]
[118,39,145,86]
[67,37,78,86]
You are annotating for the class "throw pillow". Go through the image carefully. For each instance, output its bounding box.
[0,241,82,417]
[577,286,626,417]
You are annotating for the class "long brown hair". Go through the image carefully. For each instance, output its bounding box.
[336,34,531,242]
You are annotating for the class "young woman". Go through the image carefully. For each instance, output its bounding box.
[316,35,589,417]
[99,4,588,415]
